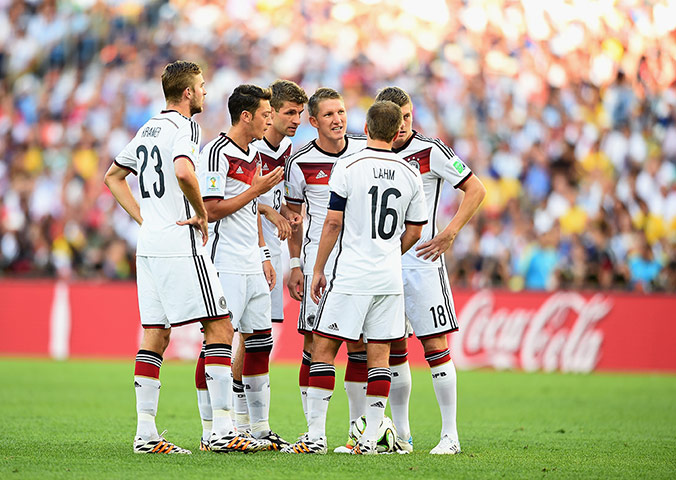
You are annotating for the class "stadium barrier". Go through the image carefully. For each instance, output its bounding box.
[1,279,674,372]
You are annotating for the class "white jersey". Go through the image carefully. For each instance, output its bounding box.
[199,134,262,274]
[392,131,473,269]
[253,136,292,257]
[114,110,203,257]
[327,147,427,294]
[284,134,366,273]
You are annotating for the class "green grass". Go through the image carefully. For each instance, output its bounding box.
[0,359,674,479]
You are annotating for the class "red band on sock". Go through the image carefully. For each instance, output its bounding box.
[135,361,160,379]
[243,350,270,376]
[367,379,391,398]
[309,374,335,391]
[195,354,207,389]
[345,358,368,383]
[205,355,232,367]
[389,349,408,366]
[299,362,310,388]
[425,349,451,367]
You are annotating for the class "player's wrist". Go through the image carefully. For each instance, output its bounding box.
[289,257,302,269]
[260,246,271,262]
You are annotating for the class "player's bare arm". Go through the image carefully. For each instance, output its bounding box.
[280,203,302,232]
[401,223,424,254]
[205,165,283,222]
[286,201,304,301]
[258,202,292,240]
[416,174,486,261]
[174,156,209,246]
[259,210,276,290]
[104,163,143,225]
[310,208,343,304]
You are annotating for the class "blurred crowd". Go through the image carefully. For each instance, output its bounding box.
[1,0,675,292]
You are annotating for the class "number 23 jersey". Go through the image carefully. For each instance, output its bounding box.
[114,110,203,257]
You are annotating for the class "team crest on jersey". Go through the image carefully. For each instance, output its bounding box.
[207,176,220,192]
[409,160,420,170]
[404,147,431,174]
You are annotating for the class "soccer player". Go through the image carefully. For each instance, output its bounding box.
[104,60,236,454]
[197,84,288,451]
[223,79,306,444]
[282,100,427,454]
[283,88,369,451]
[374,86,486,454]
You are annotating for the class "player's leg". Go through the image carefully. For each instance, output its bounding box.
[194,340,212,449]
[133,256,190,454]
[201,317,235,440]
[231,334,250,433]
[297,274,316,424]
[345,338,368,428]
[389,336,412,450]
[299,333,313,423]
[422,334,461,454]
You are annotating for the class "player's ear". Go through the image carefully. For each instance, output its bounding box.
[363,123,368,136]
[308,116,319,129]
[241,110,252,124]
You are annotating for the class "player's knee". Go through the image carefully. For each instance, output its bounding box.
[243,332,273,354]
[422,334,448,353]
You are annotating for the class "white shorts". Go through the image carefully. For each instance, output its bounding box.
[297,274,318,334]
[137,255,230,329]
[218,271,271,334]
[270,254,284,322]
[315,291,405,343]
[403,267,458,339]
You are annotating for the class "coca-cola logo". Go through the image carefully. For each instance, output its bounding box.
[451,291,612,373]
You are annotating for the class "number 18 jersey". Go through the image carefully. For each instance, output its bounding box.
[328,147,428,294]
[114,110,203,257]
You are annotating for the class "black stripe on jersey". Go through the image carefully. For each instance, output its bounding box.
[405,220,428,225]
[192,255,214,317]
[184,198,197,255]
[190,121,199,144]
[285,141,314,180]
[210,219,221,263]
[301,191,312,264]
[113,160,137,176]
[432,139,456,159]
[432,178,441,237]
[438,264,458,330]
[208,135,229,172]
[454,171,473,189]
[173,154,195,169]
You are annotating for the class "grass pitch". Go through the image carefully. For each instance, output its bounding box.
[0,359,674,479]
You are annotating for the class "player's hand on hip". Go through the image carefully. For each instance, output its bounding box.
[263,260,276,290]
[310,273,326,305]
[287,267,304,301]
[415,232,455,262]
[177,215,209,246]
[253,166,284,195]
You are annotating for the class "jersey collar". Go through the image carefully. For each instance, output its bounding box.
[220,133,251,156]
[392,130,417,154]
[313,135,350,157]
[161,109,191,120]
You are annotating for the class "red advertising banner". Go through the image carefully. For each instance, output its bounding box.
[1,280,674,372]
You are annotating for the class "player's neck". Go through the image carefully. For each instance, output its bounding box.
[316,135,345,154]
[264,128,285,149]
[226,124,253,153]
[366,138,393,151]
[392,132,413,150]
[165,102,191,118]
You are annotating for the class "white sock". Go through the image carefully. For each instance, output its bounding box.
[300,386,309,423]
[196,389,212,440]
[243,374,270,437]
[363,396,387,444]
[344,381,367,424]
[307,386,332,441]
[135,376,160,440]
[389,362,412,439]
[205,364,234,436]
[233,380,250,432]
[431,360,458,442]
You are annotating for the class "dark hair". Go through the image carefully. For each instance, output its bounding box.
[228,84,272,124]
[375,86,412,108]
[366,101,402,142]
[308,87,342,118]
[161,61,202,104]
[270,79,308,110]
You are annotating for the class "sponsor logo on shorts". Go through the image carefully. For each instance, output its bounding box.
[327,323,339,331]
[205,373,213,381]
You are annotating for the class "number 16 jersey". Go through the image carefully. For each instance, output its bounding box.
[114,110,203,257]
